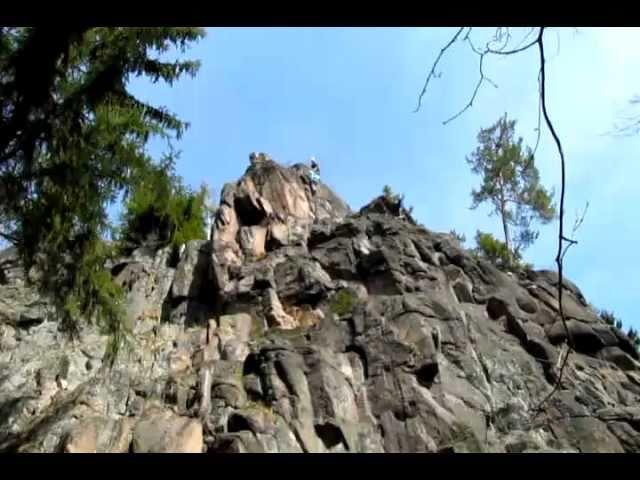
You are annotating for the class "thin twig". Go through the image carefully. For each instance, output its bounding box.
[558,202,589,263]
[489,27,512,53]
[572,201,589,235]
[532,70,543,156]
[414,27,465,113]
[612,98,640,136]
[443,40,497,125]
[486,38,538,56]
[514,27,537,50]
[0,231,18,244]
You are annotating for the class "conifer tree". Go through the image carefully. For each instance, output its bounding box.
[467,114,556,267]
[0,28,204,350]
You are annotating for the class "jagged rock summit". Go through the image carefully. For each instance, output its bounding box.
[1,154,639,453]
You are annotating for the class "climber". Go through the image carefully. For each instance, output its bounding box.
[308,157,321,194]
[250,152,271,166]
[203,183,216,241]
[397,194,404,217]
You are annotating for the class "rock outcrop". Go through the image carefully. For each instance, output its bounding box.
[0,154,639,453]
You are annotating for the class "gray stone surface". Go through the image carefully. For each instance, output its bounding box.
[1,156,639,453]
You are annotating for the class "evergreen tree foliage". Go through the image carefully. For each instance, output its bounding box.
[467,114,556,267]
[600,310,617,326]
[600,309,640,352]
[473,230,535,272]
[0,28,205,356]
[449,230,466,244]
[382,185,398,201]
[119,152,207,255]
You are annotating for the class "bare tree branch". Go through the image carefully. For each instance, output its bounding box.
[442,37,498,125]
[612,95,640,136]
[489,27,512,52]
[514,27,537,50]
[532,70,543,156]
[486,38,538,56]
[414,27,465,113]
[558,202,589,262]
[572,201,589,235]
[0,231,18,244]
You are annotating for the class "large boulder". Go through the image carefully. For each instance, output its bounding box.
[64,416,133,453]
[132,406,203,453]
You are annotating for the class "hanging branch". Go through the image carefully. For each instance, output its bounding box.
[532,70,543,156]
[530,27,577,413]
[414,26,582,416]
[513,27,538,51]
[442,37,498,125]
[414,27,466,113]
[612,96,640,136]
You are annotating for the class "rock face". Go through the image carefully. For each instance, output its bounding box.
[0,154,639,453]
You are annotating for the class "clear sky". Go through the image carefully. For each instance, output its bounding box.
[127,27,640,330]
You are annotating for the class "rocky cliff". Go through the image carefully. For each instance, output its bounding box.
[1,155,639,453]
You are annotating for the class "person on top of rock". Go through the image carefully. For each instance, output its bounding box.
[310,158,320,175]
[203,183,216,241]
[308,157,321,194]
[249,152,271,166]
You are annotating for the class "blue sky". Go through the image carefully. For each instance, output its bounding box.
[127,27,640,330]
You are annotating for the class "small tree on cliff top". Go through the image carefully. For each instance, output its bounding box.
[467,114,556,267]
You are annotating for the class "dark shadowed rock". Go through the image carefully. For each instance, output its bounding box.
[598,347,640,371]
[172,240,212,300]
[546,319,610,355]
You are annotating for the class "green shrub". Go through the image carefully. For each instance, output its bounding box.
[449,230,466,244]
[474,231,514,269]
[600,310,616,326]
[626,328,640,350]
[54,237,130,366]
[381,185,414,219]
[600,310,640,351]
[473,230,527,272]
[382,185,398,202]
[118,153,207,254]
[330,289,356,317]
